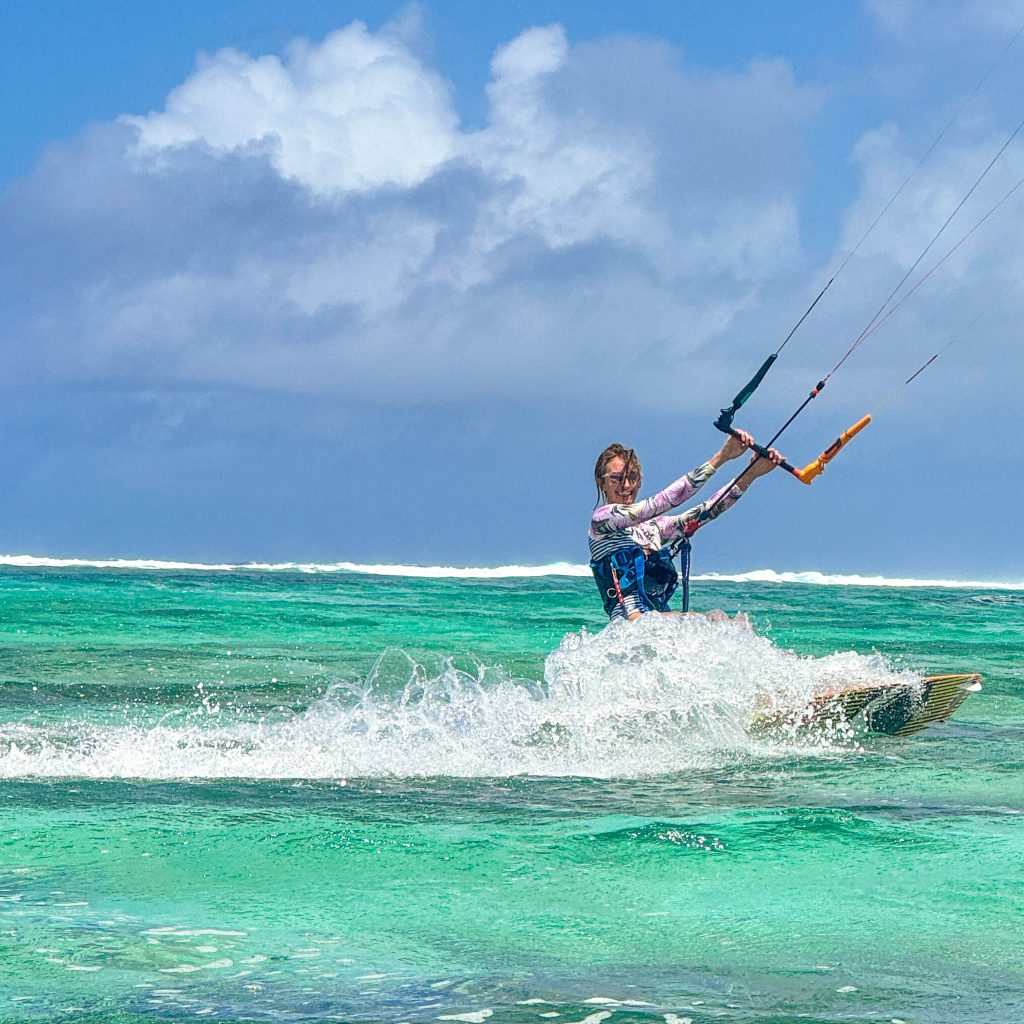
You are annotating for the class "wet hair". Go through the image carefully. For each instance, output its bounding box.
[593,442,642,501]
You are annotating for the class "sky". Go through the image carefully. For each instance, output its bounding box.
[2,0,1024,576]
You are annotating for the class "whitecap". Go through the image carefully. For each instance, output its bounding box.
[1,552,1019,589]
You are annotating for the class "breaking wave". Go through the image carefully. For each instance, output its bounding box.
[0,553,589,577]
[697,568,1024,590]
[1,553,1020,589]
[0,615,916,780]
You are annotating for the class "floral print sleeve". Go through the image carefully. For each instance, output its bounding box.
[590,462,716,537]
[653,479,743,545]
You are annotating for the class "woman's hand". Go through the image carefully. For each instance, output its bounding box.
[733,446,785,492]
[714,429,755,466]
[746,447,785,479]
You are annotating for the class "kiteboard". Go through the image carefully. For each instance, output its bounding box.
[752,673,982,737]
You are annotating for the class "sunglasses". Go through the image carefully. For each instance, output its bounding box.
[603,472,639,485]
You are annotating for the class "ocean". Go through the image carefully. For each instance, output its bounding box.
[0,558,1021,1023]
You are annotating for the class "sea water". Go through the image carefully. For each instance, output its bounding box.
[0,560,1021,1023]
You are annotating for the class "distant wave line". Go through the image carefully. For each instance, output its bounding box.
[0,554,589,578]
[697,569,1024,590]
[1,553,1022,590]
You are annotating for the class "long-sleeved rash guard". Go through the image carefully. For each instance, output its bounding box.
[589,461,742,620]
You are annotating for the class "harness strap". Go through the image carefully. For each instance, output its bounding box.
[590,544,680,616]
[667,535,693,613]
[609,565,625,607]
[678,536,692,613]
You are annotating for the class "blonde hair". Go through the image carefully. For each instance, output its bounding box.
[593,442,642,500]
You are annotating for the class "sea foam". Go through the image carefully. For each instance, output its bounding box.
[1,553,1019,589]
[0,553,589,578]
[0,615,914,780]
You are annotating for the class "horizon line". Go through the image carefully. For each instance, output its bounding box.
[1,553,1022,591]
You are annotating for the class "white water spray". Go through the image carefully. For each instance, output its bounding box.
[0,616,915,780]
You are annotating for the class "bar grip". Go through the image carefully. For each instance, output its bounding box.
[794,415,871,484]
[716,425,801,478]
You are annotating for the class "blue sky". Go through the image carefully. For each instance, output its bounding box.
[2,0,1023,576]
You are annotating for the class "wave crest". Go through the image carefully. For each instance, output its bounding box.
[0,553,589,578]
[1,553,1020,589]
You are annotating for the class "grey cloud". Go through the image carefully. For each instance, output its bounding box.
[3,12,1023,570]
[2,16,1018,425]
[1,23,825,406]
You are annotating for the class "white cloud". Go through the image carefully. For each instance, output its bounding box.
[5,7,1024,569]
[456,25,660,285]
[3,17,823,404]
[11,11,1021,416]
[283,209,441,318]
[841,119,1024,266]
[865,0,1024,39]
[124,18,459,194]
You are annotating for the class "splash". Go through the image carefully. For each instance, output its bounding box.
[0,616,915,780]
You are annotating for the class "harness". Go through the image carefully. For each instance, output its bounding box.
[590,541,691,617]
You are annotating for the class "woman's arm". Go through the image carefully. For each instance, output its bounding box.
[591,463,716,534]
[654,448,782,544]
[654,483,742,543]
[590,431,755,535]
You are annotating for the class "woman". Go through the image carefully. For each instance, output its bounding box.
[589,433,782,621]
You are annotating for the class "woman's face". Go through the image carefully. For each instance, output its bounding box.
[600,456,641,505]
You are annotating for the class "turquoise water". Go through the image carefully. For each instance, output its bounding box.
[1,564,1022,1023]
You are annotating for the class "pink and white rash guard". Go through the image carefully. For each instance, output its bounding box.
[588,461,743,620]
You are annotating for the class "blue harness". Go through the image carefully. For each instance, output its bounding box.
[590,544,681,617]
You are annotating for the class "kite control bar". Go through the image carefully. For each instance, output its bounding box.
[794,415,872,483]
[713,414,872,485]
[713,420,803,478]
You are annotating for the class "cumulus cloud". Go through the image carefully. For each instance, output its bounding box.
[806,112,1024,393]
[5,7,1024,568]
[125,18,459,194]
[1,9,1019,418]
[0,15,824,405]
[865,0,1024,40]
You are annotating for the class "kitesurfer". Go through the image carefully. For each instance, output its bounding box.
[589,434,783,621]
